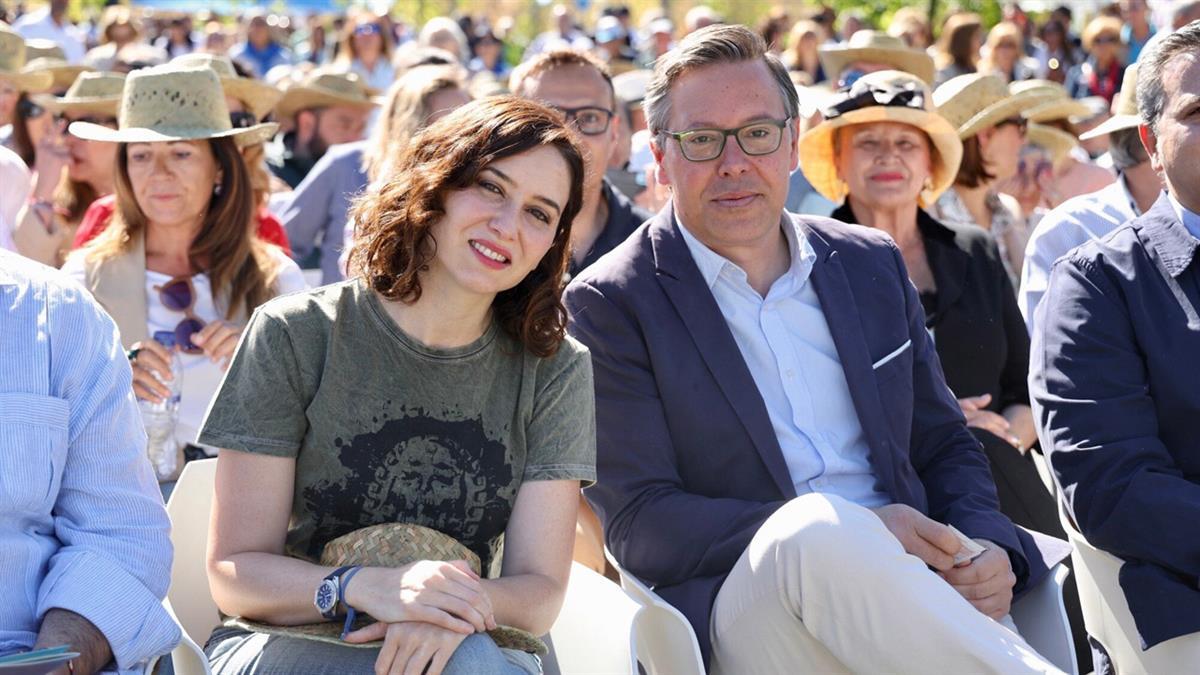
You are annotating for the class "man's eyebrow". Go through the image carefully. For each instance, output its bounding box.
[676,114,781,130]
[481,166,562,215]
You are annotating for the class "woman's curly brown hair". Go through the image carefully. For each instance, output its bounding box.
[350,96,585,358]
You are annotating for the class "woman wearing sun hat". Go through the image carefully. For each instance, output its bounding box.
[60,64,306,484]
[800,71,1080,644]
[931,72,1055,283]
[11,71,123,266]
[197,96,592,675]
[0,25,54,164]
[72,53,293,258]
[1009,79,1114,206]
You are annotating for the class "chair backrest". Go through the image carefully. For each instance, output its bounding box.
[165,458,222,646]
[607,555,706,675]
[1009,562,1078,675]
[1057,498,1200,671]
[548,562,640,674]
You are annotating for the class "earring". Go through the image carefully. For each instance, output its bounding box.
[923,176,934,191]
[212,183,222,197]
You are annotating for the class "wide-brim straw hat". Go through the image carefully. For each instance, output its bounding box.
[1080,64,1141,141]
[171,52,282,122]
[23,40,91,91]
[32,71,125,117]
[23,57,93,92]
[229,523,548,656]
[819,30,936,86]
[613,68,651,105]
[799,70,963,205]
[69,64,277,146]
[0,27,52,92]
[1026,123,1078,169]
[275,67,380,120]
[1008,79,1092,124]
[934,73,1059,140]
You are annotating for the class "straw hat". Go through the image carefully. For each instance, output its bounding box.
[275,67,380,120]
[1026,123,1078,169]
[32,71,125,117]
[22,40,92,92]
[170,52,282,122]
[1080,64,1141,140]
[799,70,962,205]
[819,30,936,86]
[0,27,52,92]
[68,64,278,146]
[1007,80,1091,124]
[933,73,1058,140]
[229,523,548,655]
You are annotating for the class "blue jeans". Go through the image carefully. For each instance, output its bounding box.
[205,626,541,675]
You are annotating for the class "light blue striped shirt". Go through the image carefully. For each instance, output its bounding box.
[0,250,180,672]
[677,218,890,508]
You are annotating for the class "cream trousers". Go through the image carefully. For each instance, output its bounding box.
[709,494,1063,675]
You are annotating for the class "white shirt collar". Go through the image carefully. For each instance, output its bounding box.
[675,211,817,292]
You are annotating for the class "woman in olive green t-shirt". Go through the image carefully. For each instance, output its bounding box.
[199,97,595,675]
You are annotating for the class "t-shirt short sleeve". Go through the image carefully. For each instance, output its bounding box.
[197,304,316,457]
[523,337,596,486]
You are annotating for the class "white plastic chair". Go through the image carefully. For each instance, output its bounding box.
[1058,500,1200,673]
[1011,562,1077,674]
[611,554,1075,675]
[547,562,640,674]
[160,458,220,674]
[612,565,705,675]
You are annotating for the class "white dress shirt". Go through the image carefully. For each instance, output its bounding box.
[677,216,889,508]
[13,9,86,64]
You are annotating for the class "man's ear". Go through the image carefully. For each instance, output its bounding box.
[1139,123,1162,175]
[649,137,671,187]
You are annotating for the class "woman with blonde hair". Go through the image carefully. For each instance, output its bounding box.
[62,65,306,480]
[1065,16,1126,104]
[335,10,396,93]
[977,22,1036,83]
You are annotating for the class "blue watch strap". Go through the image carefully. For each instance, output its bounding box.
[339,566,364,640]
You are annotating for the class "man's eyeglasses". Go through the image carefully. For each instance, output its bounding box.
[551,105,615,136]
[18,98,45,120]
[230,111,258,129]
[154,276,206,354]
[660,118,791,162]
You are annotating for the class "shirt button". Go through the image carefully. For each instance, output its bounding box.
[785,369,795,379]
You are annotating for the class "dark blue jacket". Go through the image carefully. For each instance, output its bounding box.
[565,206,1062,662]
[1032,193,1200,650]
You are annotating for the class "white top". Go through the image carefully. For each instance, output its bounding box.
[0,145,31,253]
[677,216,890,508]
[1019,177,1139,335]
[63,247,307,451]
[13,8,86,64]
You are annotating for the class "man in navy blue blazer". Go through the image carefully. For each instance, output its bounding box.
[1032,24,1200,665]
[565,24,1064,673]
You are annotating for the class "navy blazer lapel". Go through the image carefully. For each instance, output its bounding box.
[805,224,898,483]
[649,206,797,499]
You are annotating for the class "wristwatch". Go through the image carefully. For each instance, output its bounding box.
[315,565,355,619]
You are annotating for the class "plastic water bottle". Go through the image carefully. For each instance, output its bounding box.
[140,330,182,480]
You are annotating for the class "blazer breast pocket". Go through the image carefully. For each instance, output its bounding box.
[871,339,913,386]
